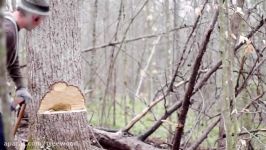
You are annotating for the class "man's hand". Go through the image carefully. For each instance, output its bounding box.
[10,97,25,111]
[10,88,32,111]
[15,87,32,104]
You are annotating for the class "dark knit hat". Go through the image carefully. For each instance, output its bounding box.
[17,0,49,16]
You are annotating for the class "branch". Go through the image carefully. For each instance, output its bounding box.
[135,36,161,98]
[238,128,266,136]
[187,118,221,150]
[193,61,222,94]
[237,92,265,118]
[90,128,166,150]
[139,15,266,142]
[234,17,266,54]
[219,128,266,138]
[121,80,187,133]
[168,0,209,93]
[235,58,266,96]
[172,9,219,150]
[82,24,197,53]
[138,100,183,141]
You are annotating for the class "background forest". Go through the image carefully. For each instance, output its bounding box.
[2,0,266,149]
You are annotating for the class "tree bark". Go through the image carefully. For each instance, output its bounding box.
[25,0,94,149]
[219,0,239,149]
[92,128,166,150]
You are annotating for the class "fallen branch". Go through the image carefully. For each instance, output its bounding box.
[172,9,219,150]
[187,118,221,150]
[91,128,167,150]
[138,100,183,141]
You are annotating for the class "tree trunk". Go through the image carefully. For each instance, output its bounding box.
[25,0,94,149]
[219,0,238,149]
[32,82,91,149]
[88,0,98,103]
[92,128,166,150]
[0,0,12,144]
[171,8,219,149]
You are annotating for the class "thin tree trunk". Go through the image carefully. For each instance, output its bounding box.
[0,0,12,143]
[135,36,161,98]
[112,69,117,126]
[101,0,123,127]
[171,0,179,143]
[88,0,98,103]
[219,0,238,149]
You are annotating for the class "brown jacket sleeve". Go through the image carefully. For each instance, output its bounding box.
[5,24,25,89]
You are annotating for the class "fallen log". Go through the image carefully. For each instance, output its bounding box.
[91,128,167,150]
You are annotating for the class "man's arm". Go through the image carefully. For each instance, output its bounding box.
[5,27,25,89]
[7,56,25,89]
[5,24,31,110]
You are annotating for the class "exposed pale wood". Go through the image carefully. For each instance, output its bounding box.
[38,82,86,114]
[29,81,94,149]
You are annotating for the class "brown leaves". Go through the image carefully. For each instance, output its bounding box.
[238,35,255,55]
[244,42,255,55]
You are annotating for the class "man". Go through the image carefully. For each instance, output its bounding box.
[0,0,49,149]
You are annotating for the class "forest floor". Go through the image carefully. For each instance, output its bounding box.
[86,96,221,149]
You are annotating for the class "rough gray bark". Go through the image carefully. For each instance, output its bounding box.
[25,0,94,149]
[92,128,166,150]
[35,111,92,150]
[219,0,240,149]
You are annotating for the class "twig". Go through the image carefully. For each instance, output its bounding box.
[121,80,186,133]
[235,58,266,96]
[183,89,206,149]
[82,24,199,53]
[135,36,162,98]
[236,92,265,119]
[187,118,221,150]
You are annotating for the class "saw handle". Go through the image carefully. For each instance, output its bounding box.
[13,103,26,136]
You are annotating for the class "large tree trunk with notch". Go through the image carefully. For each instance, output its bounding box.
[24,0,96,149]
[33,82,92,149]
